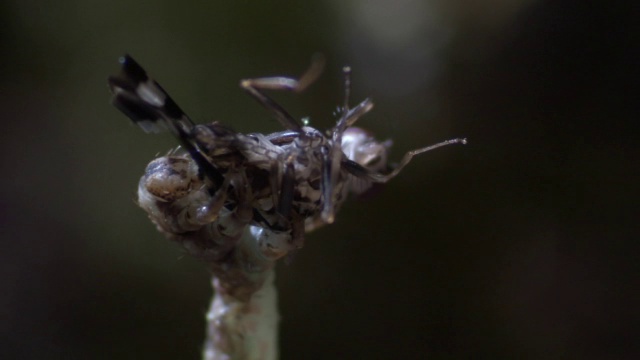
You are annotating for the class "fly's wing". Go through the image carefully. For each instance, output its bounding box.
[108,54,224,187]
[108,54,194,134]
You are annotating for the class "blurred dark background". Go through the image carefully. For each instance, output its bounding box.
[1,0,636,359]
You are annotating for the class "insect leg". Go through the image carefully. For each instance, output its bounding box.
[321,66,355,223]
[343,98,374,127]
[186,170,257,262]
[253,155,305,259]
[191,175,232,225]
[320,145,336,223]
[239,55,325,132]
[210,170,255,243]
[289,211,306,250]
[265,155,297,233]
[342,138,468,183]
[276,157,296,218]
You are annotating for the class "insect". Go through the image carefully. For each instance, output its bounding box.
[108,55,465,261]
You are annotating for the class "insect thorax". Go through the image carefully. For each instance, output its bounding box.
[192,122,346,230]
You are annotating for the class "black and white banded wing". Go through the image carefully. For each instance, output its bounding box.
[108,54,194,135]
[108,55,225,187]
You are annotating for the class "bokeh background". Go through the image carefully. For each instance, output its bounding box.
[1,0,636,359]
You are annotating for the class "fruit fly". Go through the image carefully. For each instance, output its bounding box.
[108,54,465,261]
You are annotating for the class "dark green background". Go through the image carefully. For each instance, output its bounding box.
[1,0,636,359]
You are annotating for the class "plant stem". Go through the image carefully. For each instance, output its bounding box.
[202,228,281,360]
